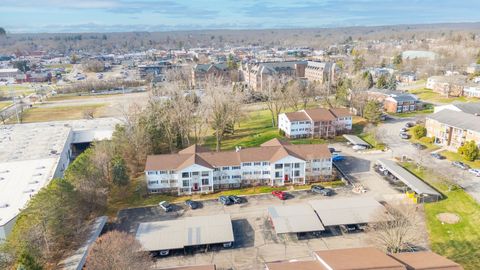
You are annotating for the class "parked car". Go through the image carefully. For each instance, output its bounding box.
[272,190,287,200]
[405,122,415,128]
[185,199,199,209]
[328,147,336,153]
[341,224,360,233]
[318,188,334,196]
[352,145,367,150]
[218,196,233,205]
[332,155,345,162]
[452,161,470,170]
[468,168,480,177]
[400,133,410,139]
[311,185,325,193]
[411,143,426,150]
[159,201,173,212]
[400,127,408,133]
[228,195,242,204]
[430,153,445,160]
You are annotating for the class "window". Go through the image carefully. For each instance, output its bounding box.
[284,163,291,167]
[232,175,241,179]
[182,172,189,178]
[222,175,230,180]
[243,162,252,166]
[222,166,230,170]
[159,170,167,174]
[294,163,300,168]
[262,162,269,166]
[202,178,209,185]
[161,180,168,184]
[263,171,270,175]
[254,171,261,175]
[275,164,283,169]
[214,168,220,171]
[275,172,281,178]
[182,180,189,187]
[232,166,241,170]
[192,172,199,176]
[202,171,209,177]
[253,162,261,166]
[294,171,300,177]
[148,180,158,185]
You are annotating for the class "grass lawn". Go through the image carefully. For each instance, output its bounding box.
[0,101,13,110]
[391,104,434,118]
[14,104,106,123]
[0,84,35,96]
[409,88,478,104]
[359,132,386,150]
[439,150,480,169]
[46,94,120,102]
[401,163,480,270]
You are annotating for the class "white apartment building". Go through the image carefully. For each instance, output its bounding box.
[145,139,332,195]
[278,108,352,139]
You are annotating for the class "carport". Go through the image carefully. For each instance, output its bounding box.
[308,197,388,227]
[343,135,371,148]
[135,214,234,253]
[267,204,325,234]
[376,159,442,203]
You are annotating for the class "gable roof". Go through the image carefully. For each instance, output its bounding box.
[303,108,337,121]
[451,101,480,115]
[427,109,480,133]
[145,138,331,171]
[283,111,310,122]
[390,251,463,270]
[315,247,406,270]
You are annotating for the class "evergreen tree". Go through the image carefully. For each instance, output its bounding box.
[363,100,382,123]
[111,156,129,187]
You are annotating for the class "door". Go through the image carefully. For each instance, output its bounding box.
[193,183,199,191]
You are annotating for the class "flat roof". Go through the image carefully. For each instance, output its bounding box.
[266,260,326,270]
[0,158,58,228]
[268,204,325,234]
[158,265,216,270]
[343,135,370,147]
[136,214,234,251]
[390,251,463,270]
[58,216,108,270]
[315,247,406,270]
[377,159,441,197]
[308,197,387,226]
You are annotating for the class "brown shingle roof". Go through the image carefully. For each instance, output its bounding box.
[179,145,211,154]
[303,108,336,122]
[330,108,352,118]
[159,265,216,270]
[284,111,310,122]
[314,247,406,270]
[266,260,327,270]
[145,139,331,171]
[390,251,463,270]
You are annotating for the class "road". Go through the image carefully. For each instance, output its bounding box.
[377,117,480,203]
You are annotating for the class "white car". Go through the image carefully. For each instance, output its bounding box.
[352,145,367,150]
[468,169,480,177]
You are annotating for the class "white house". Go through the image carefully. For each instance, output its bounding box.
[278,108,352,139]
[145,139,332,195]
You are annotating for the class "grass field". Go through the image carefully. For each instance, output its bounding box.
[0,101,12,110]
[409,88,478,104]
[359,132,386,150]
[14,104,106,123]
[440,150,480,168]
[46,93,123,102]
[0,84,35,96]
[402,163,480,270]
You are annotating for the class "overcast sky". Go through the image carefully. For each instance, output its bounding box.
[1,0,480,33]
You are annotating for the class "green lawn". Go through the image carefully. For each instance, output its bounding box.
[0,84,35,96]
[13,104,106,123]
[409,88,478,104]
[359,132,386,150]
[402,163,480,270]
[439,150,480,169]
[0,101,12,110]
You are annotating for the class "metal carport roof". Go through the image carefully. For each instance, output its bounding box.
[376,159,441,197]
[136,214,234,251]
[308,197,388,226]
[343,135,371,147]
[268,204,325,234]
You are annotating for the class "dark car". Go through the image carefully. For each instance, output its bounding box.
[218,196,233,205]
[452,161,469,170]
[272,190,287,200]
[412,143,426,150]
[400,133,410,139]
[185,199,199,209]
[318,188,333,196]
[341,224,360,233]
[159,201,173,212]
[430,153,445,160]
[228,195,242,204]
[328,147,336,153]
[311,185,325,193]
[405,122,415,128]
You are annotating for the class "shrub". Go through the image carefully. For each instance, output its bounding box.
[412,125,427,139]
[419,136,434,145]
[458,140,479,161]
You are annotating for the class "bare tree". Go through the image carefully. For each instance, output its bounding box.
[86,231,152,270]
[263,76,289,127]
[203,78,244,151]
[367,203,423,253]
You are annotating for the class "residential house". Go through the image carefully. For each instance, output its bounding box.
[426,75,466,97]
[463,85,480,98]
[304,61,337,84]
[426,109,480,151]
[0,68,19,80]
[396,71,417,83]
[192,63,233,87]
[241,61,307,91]
[402,50,437,61]
[434,101,480,115]
[384,94,422,113]
[466,63,480,74]
[144,138,332,195]
[278,108,352,139]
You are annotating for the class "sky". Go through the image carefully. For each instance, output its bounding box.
[1,0,480,33]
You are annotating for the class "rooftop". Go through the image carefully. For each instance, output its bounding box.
[136,214,234,251]
[343,134,371,147]
[315,247,406,270]
[268,204,325,234]
[390,251,463,270]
